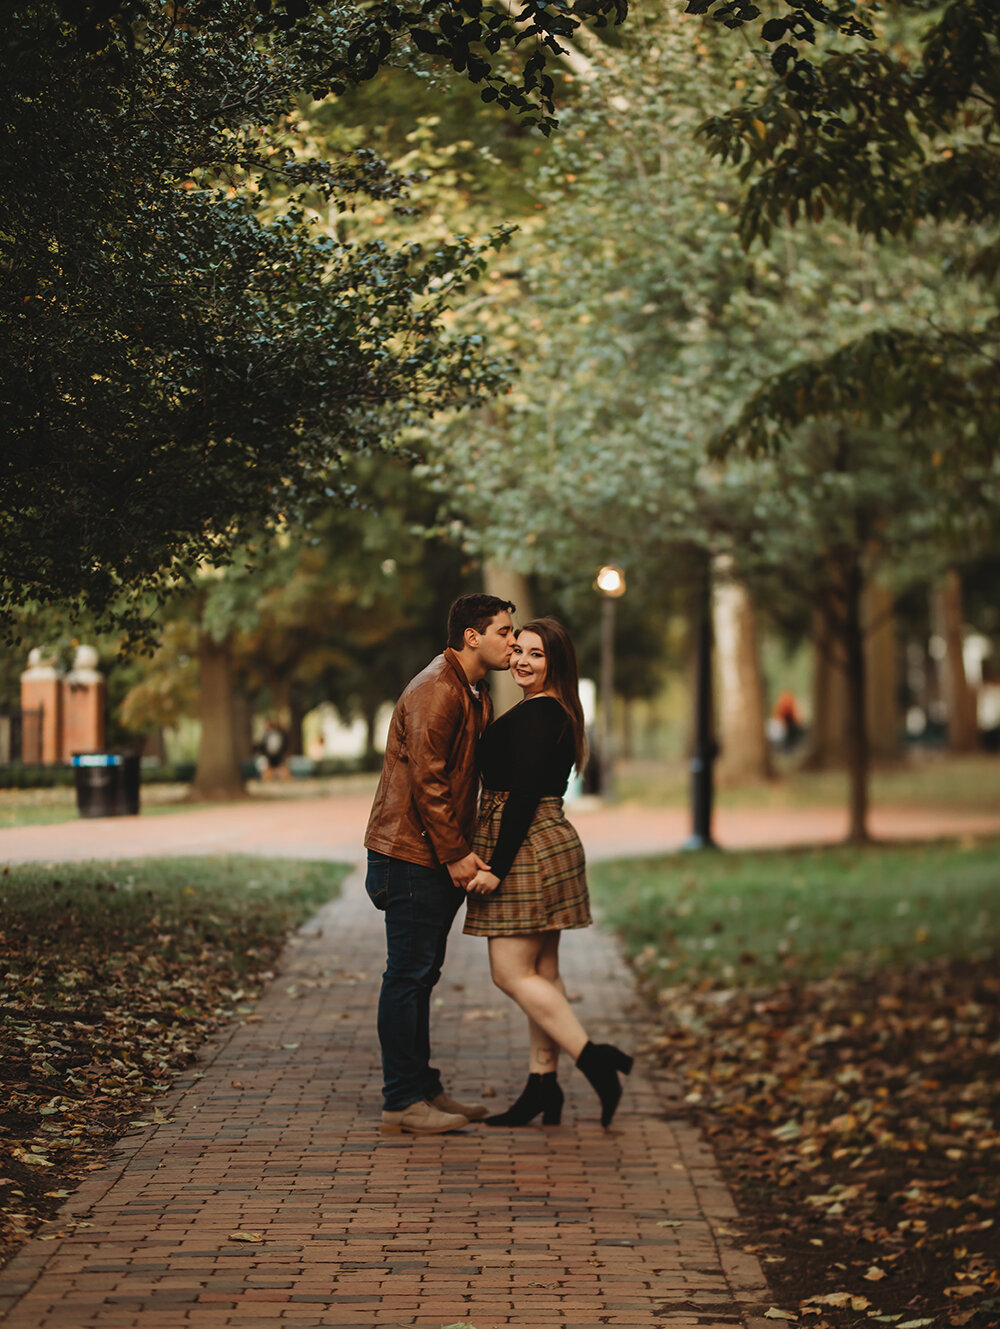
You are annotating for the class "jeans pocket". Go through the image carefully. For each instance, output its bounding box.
[365,852,390,911]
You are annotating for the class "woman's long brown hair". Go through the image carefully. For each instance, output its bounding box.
[517,616,588,771]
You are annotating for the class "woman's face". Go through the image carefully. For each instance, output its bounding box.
[511,630,548,697]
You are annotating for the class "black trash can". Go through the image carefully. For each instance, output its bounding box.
[72,752,141,817]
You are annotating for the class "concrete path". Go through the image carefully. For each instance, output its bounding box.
[3,790,999,867]
[1,792,995,1328]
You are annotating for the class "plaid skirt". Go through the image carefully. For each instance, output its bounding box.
[463,790,591,937]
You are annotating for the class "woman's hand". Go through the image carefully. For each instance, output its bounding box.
[465,869,500,896]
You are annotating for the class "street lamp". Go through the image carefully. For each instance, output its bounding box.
[594,564,626,801]
[682,559,718,850]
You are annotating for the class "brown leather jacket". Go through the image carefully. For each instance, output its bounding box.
[364,649,492,869]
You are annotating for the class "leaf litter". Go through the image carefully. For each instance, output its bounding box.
[638,955,999,1328]
[0,862,338,1267]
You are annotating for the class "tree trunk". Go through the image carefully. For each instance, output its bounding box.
[364,703,380,763]
[192,634,246,800]
[842,566,870,844]
[621,698,634,760]
[931,568,978,752]
[484,560,534,716]
[804,607,848,770]
[142,728,167,764]
[712,566,773,784]
[864,582,900,761]
[231,689,254,763]
[288,691,306,757]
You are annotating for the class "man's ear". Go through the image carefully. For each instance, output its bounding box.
[464,626,479,650]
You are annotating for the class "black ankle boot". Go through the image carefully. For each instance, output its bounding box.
[485,1071,563,1127]
[575,1041,633,1127]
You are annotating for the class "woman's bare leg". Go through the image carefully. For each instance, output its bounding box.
[528,931,565,1071]
[489,932,588,1062]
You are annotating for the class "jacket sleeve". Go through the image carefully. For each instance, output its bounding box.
[406,683,474,866]
[488,701,565,882]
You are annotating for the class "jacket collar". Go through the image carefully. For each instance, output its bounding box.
[443,647,483,700]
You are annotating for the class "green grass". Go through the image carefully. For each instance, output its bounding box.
[3,756,997,830]
[0,854,351,977]
[0,773,381,829]
[589,838,1000,988]
[615,751,1000,812]
[0,784,192,828]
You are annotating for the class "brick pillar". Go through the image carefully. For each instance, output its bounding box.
[20,649,63,765]
[61,646,106,762]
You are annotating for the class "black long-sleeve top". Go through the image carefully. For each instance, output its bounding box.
[478,696,575,880]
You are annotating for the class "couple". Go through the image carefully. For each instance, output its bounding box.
[364,593,632,1136]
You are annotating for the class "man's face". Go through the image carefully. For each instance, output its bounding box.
[473,611,515,671]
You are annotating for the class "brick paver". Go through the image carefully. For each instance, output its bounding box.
[2,791,995,1328]
[0,796,785,1329]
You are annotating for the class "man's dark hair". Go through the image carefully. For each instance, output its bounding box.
[447,594,516,650]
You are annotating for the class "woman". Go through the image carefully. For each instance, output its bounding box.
[464,617,632,1128]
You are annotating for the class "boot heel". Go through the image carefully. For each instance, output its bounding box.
[541,1105,563,1126]
[576,1041,633,1128]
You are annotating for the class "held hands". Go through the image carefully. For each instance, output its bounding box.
[465,869,500,896]
[446,851,491,890]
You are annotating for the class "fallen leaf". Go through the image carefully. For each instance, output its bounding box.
[865,1266,888,1281]
[11,1149,53,1168]
[773,1120,801,1141]
[804,1293,871,1310]
[764,1309,798,1321]
[227,1230,264,1243]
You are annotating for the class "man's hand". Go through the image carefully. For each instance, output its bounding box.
[446,852,491,889]
[465,869,500,896]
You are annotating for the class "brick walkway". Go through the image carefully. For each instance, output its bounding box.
[2,792,996,1329]
[0,850,774,1328]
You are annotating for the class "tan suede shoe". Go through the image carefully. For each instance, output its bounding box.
[380,1099,469,1135]
[431,1091,488,1122]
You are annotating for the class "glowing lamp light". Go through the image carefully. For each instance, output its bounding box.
[595,564,626,598]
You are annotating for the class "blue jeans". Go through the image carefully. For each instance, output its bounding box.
[366,851,464,1111]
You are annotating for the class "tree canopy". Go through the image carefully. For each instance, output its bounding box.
[688,0,1000,465]
[420,8,985,579]
[1,0,625,635]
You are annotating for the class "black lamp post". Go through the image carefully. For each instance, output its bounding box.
[595,564,626,801]
[682,563,718,850]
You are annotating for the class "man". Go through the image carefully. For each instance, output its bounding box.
[365,593,516,1135]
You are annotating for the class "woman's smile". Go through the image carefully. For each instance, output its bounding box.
[511,630,547,696]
